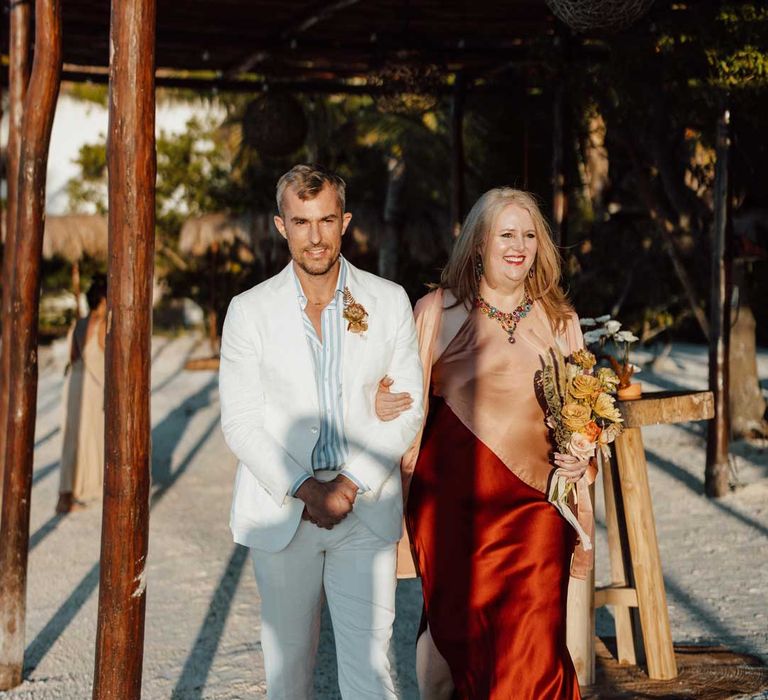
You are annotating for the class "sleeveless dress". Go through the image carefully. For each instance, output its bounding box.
[59,317,105,502]
[405,299,582,700]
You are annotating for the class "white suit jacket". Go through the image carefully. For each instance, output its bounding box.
[219,260,424,551]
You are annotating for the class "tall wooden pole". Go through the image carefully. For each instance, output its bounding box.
[92,0,156,697]
[705,104,732,498]
[450,74,466,236]
[378,152,406,281]
[551,29,569,248]
[0,0,62,689]
[0,0,32,520]
[0,88,2,516]
[551,80,566,247]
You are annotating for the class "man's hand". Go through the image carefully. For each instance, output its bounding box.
[375,376,413,422]
[331,473,359,504]
[295,477,355,529]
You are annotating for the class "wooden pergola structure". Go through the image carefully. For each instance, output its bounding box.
[0,1,732,698]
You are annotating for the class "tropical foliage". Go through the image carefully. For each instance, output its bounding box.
[55,0,766,430]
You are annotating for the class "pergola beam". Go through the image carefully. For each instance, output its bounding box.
[292,0,366,35]
[24,31,565,69]
[0,0,62,689]
[0,34,610,90]
[227,0,365,76]
[91,0,156,697]
[3,65,574,97]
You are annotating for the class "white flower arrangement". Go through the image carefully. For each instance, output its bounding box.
[579,315,640,389]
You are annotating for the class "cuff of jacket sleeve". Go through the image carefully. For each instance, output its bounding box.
[289,473,312,497]
[340,469,369,493]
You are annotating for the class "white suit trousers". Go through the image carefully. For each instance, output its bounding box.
[250,512,398,700]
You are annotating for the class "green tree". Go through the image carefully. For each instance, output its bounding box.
[564,0,768,437]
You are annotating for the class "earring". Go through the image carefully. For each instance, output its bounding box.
[528,268,534,279]
[475,255,484,281]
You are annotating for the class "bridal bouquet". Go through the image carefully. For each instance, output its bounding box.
[538,347,624,549]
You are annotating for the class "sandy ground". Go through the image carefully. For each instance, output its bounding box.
[0,333,766,699]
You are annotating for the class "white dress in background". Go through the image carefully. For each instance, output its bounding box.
[59,316,104,502]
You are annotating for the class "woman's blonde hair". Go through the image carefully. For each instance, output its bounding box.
[440,187,573,333]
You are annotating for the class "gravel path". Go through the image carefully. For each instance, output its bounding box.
[0,335,765,699]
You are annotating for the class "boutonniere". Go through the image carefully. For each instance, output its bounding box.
[342,287,369,334]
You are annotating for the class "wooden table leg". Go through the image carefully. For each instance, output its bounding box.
[567,483,595,687]
[602,451,639,665]
[567,568,595,687]
[615,427,678,680]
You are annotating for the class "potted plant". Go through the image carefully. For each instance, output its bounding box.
[581,315,642,400]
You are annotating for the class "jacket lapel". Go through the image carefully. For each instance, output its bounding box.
[342,262,378,420]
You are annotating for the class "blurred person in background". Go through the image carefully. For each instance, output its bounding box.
[56,274,107,514]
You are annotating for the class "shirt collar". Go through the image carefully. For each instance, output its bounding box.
[292,256,347,309]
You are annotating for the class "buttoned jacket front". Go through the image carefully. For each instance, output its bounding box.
[219,260,424,551]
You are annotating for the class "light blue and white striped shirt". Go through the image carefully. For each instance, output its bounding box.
[289,258,365,496]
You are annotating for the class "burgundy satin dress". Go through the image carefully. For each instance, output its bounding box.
[405,308,581,700]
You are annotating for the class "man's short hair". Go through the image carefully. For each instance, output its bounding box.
[276,164,346,217]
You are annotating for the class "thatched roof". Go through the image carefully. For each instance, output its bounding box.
[179,207,451,265]
[42,214,108,263]
[178,212,277,256]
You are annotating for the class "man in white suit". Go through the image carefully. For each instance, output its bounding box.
[219,164,424,699]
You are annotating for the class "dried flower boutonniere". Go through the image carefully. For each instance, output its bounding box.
[342,287,368,334]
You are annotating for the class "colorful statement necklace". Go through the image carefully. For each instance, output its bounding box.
[474,291,533,344]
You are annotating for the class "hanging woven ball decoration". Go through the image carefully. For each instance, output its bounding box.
[242,93,308,157]
[545,0,656,33]
[369,61,441,116]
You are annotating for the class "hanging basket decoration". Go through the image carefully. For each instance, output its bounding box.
[369,60,442,116]
[545,0,656,33]
[241,93,308,157]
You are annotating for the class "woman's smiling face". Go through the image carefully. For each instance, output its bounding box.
[481,203,538,289]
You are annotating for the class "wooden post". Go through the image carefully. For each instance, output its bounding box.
[450,74,465,236]
[590,392,711,678]
[551,29,569,247]
[0,85,2,514]
[0,0,62,690]
[0,0,32,520]
[614,427,677,680]
[207,242,219,355]
[601,453,640,666]
[522,111,530,190]
[92,0,156,697]
[706,104,732,498]
[378,152,405,281]
[566,484,595,687]
[551,81,566,247]
[567,570,595,686]
[72,261,82,317]
[0,81,3,517]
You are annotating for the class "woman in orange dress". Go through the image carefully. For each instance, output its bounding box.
[377,188,593,699]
